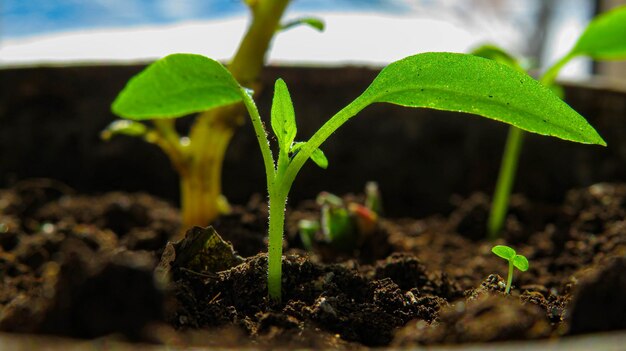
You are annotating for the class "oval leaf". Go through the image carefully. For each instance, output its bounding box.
[112,54,242,120]
[271,79,297,151]
[572,5,626,60]
[359,52,605,146]
[492,245,516,260]
[513,255,529,272]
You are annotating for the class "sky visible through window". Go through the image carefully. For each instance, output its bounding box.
[2,0,409,39]
[0,0,594,77]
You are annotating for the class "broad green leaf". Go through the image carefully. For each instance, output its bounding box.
[471,44,524,72]
[100,120,147,140]
[280,17,325,32]
[492,245,516,260]
[359,52,605,146]
[571,5,626,60]
[271,79,297,151]
[513,255,529,271]
[291,142,328,169]
[112,54,242,120]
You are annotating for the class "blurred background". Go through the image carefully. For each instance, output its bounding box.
[1,0,626,215]
[1,0,625,80]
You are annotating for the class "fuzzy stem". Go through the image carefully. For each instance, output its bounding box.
[505,260,514,294]
[267,190,287,301]
[241,86,289,301]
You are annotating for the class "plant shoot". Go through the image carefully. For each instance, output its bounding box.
[491,245,529,294]
[111,52,604,301]
[480,5,626,239]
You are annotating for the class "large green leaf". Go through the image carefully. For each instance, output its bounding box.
[572,5,626,60]
[359,52,605,146]
[271,79,297,151]
[112,54,242,120]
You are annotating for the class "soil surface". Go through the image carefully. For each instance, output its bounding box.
[0,179,625,348]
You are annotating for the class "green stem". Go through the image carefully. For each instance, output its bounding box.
[282,97,368,192]
[241,88,276,184]
[540,52,576,86]
[267,190,287,301]
[488,126,525,239]
[505,260,514,294]
[241,88,288,301]
[487,52,576,239]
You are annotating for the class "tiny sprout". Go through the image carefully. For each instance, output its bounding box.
[297,219,319,251]
[298,187,380,253]
[491,245,529,294]
[365,181,383,215]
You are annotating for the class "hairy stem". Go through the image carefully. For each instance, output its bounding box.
[242,87,288,301]
[267,190,287,301]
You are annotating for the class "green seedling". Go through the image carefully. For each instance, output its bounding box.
[298,186,379,252]
[491,244,529,294]
[297,219,319,251]
[107,0,324,236]
[476,5,626,239]
[111,51,604,301]
[318,192,356,249]
[365,181,383,215]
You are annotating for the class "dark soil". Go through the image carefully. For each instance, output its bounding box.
[0,180,625,348]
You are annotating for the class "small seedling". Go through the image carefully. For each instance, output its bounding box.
[112,50,604,301]
[476,5,626,239]
[297,186,380,252]
[297,219,319,251]
[491,245,529,294]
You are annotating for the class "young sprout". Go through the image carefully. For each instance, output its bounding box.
[491,245,529,294]
[297,186,379,252]
[365,181,383,215]
[318,192,356,250]
[297,219,319,251]
[477,5,626,239]
[113,51,604,301]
